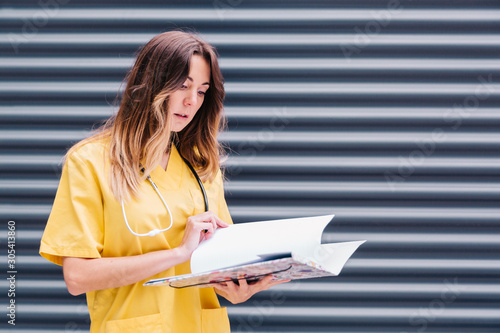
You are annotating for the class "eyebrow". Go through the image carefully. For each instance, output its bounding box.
[187,77,210,86]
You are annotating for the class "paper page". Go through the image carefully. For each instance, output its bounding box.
[301,240,366,276]
[190,214,334,274]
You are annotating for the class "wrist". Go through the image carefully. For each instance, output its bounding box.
[173,245,191,263]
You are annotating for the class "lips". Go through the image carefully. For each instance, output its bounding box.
[174,113,188,118]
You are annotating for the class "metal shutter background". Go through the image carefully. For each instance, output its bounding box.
[1,0,499,332]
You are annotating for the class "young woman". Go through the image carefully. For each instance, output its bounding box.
[40,31,287,333]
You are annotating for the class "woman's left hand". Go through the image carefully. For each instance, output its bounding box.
[213,275,291,304]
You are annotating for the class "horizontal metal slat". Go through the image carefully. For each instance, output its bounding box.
[221,58,500,71]
[0,154,62,171]
[224,156,500,175]
[224,82,500,99]
[2,204,499,226]
[3,278,498,301]
[3,57,500,72]
[13,304,500,326]
[222,131,500,149]
[208,33,500,46]
[2,81,500,96]
[2,33,500,46]
[349,259,500,274]
[0,153,498,177]
[2,8,500,22]
[2,57,500,88]
[2,106,499,128]
[0,279,67,297]
[14,304,89,322]
[226,205,500,225]
[0,106,112,122]
[3,179,499,201]
[2,82,499,106]
[266,280,500,299]
[0,130,87,147]
[0,204,51,219]
[227,306,500,326]
[1,0,497,7]
[225,181,500,200]
[2,33,500,58]
[1,130,498,151]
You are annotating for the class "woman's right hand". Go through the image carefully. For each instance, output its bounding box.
[177,211,229,261]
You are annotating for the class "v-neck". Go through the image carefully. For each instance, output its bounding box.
[148,143,184,191]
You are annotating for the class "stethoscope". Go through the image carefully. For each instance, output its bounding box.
[121,149,208,237]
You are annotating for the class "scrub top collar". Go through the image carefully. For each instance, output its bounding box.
[148,143,184,191]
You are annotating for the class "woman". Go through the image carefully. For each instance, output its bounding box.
[40,31,287,333]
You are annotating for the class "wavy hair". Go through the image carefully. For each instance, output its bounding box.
[67,31,226,202]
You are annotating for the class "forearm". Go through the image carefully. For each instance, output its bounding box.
[63,247,189,296]
[62,211,227,296]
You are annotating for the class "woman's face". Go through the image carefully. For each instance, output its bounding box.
[168,54,211,133]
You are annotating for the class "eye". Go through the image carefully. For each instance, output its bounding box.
[198,90,207,96]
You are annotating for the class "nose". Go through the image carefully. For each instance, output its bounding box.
[184,89,197,106]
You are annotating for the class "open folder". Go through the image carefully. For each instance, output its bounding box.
[144,214,365,288]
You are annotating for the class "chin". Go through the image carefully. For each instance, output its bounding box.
[171,125,187,133]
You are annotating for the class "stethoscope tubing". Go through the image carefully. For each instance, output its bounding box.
[121,151,208,237]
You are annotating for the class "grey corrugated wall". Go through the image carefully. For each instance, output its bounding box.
[0,0,499,332]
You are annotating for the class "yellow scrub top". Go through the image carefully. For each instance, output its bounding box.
[39,139,233,333]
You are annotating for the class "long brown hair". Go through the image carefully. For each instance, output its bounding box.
[67,31,226,202]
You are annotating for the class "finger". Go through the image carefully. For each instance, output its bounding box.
[204,217,228,239]
[251,275,279,290]
[255,275,274,285]
[212,282,226,291]
[191,213,217,231]
[224,279,239,293]
[207,213,227,231]
[194,211,228,229]
[203,221,214,232]
[215,215,229,228]
[208,215,218,233]
[201,223,216,239]
[191,221,213,240]
[237,277,249,289]
[203,211,228,228]
[259,277,291,291]
[267,278,291,288]
[188,211,214,224]
[245,276,262,285]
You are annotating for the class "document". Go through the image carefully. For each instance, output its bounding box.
[144,214,365,288]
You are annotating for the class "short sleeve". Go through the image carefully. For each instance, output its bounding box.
[39,152,104,266]
[217,171,233,226]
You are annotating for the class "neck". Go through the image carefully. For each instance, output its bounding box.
[160,150,170,171]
